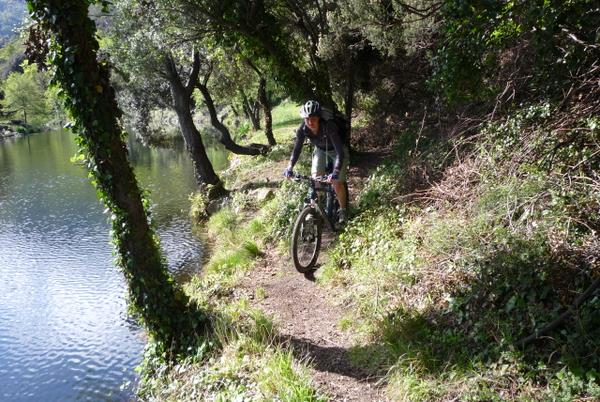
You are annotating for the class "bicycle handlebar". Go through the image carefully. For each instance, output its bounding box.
[292,172,330,184]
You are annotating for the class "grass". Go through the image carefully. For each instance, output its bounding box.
[142,98,600,401]
[137,299,326,401]
[271,100,302,130]
[137,100,327,401]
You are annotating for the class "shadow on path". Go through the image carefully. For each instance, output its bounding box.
[276,334,382,384]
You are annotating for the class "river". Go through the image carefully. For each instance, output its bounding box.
[0,130,227,401]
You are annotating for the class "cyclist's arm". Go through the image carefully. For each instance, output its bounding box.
[288,126,305,169]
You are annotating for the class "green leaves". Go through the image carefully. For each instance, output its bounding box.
[1,62,49,124]
[433,0,600,104]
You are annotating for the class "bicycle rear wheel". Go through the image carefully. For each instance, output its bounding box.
[291,207,322,273]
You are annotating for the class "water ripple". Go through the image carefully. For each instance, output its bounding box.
[0,131,204,401]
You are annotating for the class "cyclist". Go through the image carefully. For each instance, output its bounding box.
[283,100,349,224]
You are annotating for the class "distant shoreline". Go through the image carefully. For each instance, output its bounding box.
[0,122,39,141]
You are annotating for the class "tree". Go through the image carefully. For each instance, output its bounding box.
[108,0,266,160]
[197,46,276,147]
[195,62,269,155]
[159,0,337,108]
[163,50,227,188]
[155,0,397,142]
[26,0,207,359]
[1,63,48,123]
[240,58,276,146]
[105,0,230,189]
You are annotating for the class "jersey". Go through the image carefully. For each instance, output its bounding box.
[289,118,344,173]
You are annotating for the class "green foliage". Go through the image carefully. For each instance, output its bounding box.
[355,126,448,211]
[43,82,67,126]
[234,120,251,139]
[189,190,210,222]
[432,0,600,104]
[256,349,327,402]
[197,191,270,292]
[322,207,420,331]
[547,367,600,401]
[326,0,407,58]
[137,297,325,401]
[262,178,307,244]
[355,164,404,210]
[1,62,49,124]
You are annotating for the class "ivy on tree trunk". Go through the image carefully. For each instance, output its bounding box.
[27,0,207,359]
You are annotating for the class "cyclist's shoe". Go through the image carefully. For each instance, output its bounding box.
[337,209,347,226]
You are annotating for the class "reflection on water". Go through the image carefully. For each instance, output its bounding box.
[0,130,227,401]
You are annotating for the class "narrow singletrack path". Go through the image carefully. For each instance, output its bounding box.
[234,149,392,401]
[236,246,387,401]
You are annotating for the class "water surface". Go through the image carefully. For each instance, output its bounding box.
[0,131,226,401]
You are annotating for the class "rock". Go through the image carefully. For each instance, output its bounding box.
[251,188,274,203]
[0,126,21,140]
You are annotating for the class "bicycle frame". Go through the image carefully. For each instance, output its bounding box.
[293,173,338,231]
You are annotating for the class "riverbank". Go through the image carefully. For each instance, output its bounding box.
[138,100,599,401]
[0,121,43,140]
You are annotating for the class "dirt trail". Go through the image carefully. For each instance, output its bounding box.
[235,150,391,401]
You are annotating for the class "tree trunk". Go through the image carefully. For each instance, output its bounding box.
[198,81,268,155]
[344,53,355,150]
[240,89,261,130]
[257,77,275,146]
[163,53,225,189]
[27,0,206,359]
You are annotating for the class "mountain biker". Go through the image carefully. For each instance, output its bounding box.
[283,100,349,224]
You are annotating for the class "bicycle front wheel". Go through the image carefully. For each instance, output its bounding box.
[290,207,322,273]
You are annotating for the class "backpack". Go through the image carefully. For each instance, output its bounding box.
[320,107,349,143]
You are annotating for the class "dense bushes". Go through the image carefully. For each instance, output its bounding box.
[432,0,600,104]
[322,101,600,400]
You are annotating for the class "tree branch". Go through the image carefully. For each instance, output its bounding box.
[517,276,600,347]
[185,49,201,96]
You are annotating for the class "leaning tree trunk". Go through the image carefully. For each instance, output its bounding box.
[257,77,275,146]
[163,52,226,194]
[27,0,206,358]
[197,80,268,155]
[243,59,276,146]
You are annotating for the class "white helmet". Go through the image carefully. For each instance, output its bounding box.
[299,100,321,118]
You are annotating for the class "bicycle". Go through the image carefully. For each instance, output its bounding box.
[289,172,343,273]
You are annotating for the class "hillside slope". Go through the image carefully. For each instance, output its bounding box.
[138,94,598,400]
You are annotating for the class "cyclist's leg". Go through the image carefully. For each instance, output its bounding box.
[311,147,326,178]
[330,146,349,211]
[312,147,326,206]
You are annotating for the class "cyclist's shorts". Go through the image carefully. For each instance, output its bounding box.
[311,145,349,181]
